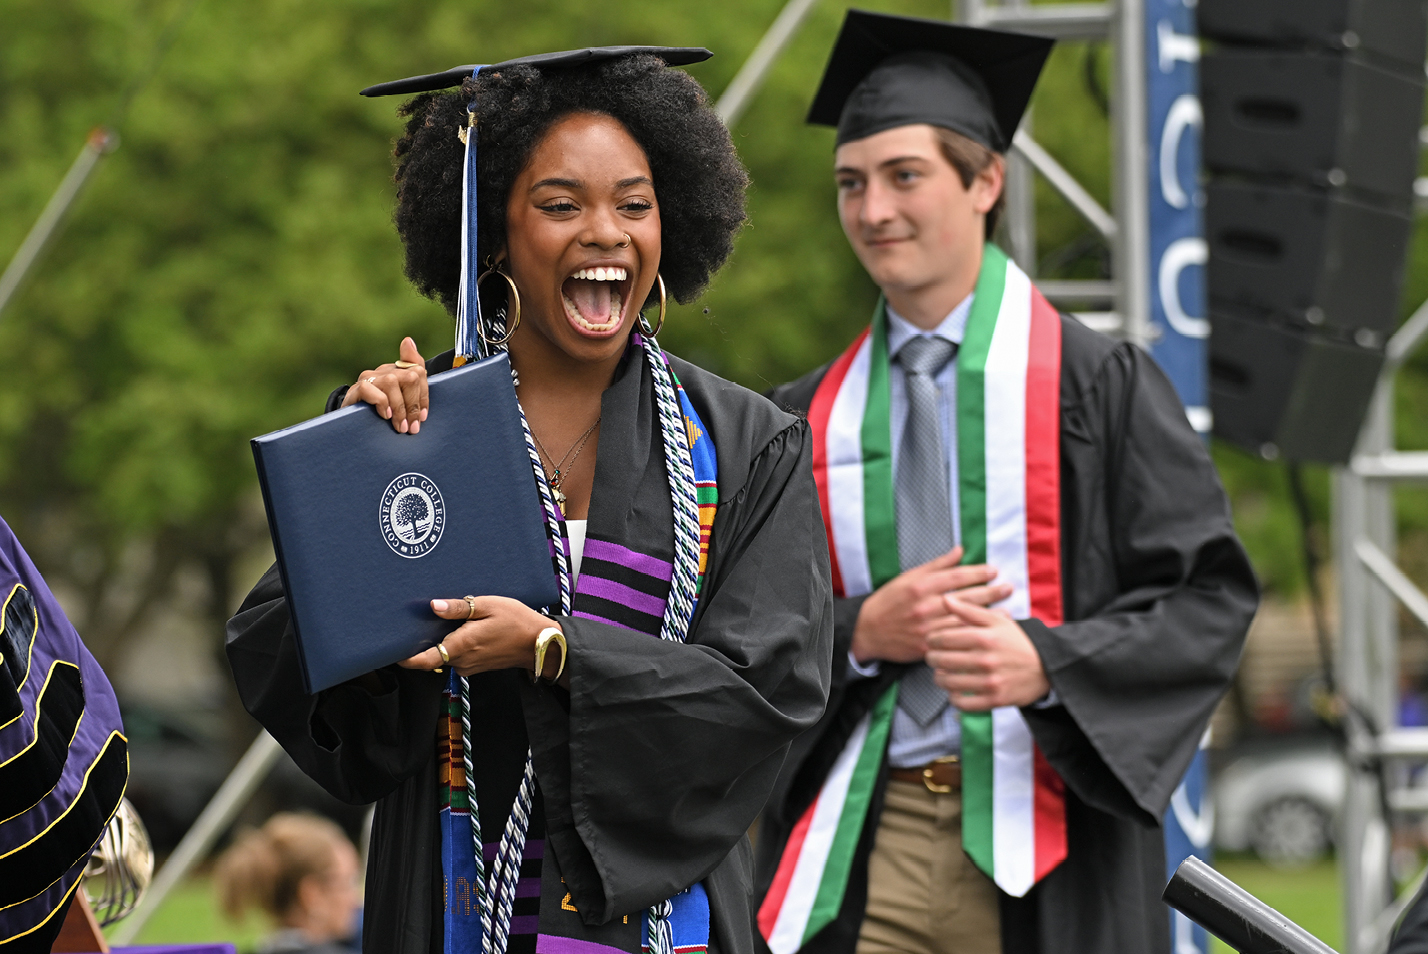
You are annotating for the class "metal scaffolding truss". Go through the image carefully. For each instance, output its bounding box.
[1337,299,1428,954]
[957,0,1146,346]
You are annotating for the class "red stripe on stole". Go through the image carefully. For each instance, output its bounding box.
[1024,288,1068,876]
[1023,289,1062,626]
[757,793,821,939]
[1032,744,1067,879]
[806,329,870,599]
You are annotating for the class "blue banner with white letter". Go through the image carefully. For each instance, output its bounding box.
[1145,2,1213,951]
[1146,0,1209,435]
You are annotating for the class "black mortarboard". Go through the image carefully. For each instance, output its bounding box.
[360,46,712,362]
[807,10,1053,151]
[360,46,712,97]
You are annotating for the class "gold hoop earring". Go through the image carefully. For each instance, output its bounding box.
[638,273,667,338]
[476,265,521,346]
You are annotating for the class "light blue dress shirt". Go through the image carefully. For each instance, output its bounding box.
[849,295,973,768]
[847,294,1059,767]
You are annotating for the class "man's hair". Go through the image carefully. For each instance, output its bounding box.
[933,127,1006,240]
[392,55,749,314]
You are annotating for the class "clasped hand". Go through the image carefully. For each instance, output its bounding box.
[851,546,1050,711]
[399,596,560,679]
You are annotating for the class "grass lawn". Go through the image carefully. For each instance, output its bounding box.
[107,859,1344,953]
[1210,858,1341,953]
[104,876,267,951]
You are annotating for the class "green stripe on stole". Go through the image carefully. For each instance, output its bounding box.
[804,683,898,940]
[859,303,900,590]
[955,244,1010,876]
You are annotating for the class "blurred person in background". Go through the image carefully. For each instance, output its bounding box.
[214,812,360,954]
[756,11,1257,954]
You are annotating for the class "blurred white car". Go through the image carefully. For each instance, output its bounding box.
[1214,742,1346,865]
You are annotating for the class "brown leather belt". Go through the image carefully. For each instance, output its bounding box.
[888,756,961,794]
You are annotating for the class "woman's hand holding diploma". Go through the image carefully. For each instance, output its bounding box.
[400,596,567,685]
[342,336,430,434]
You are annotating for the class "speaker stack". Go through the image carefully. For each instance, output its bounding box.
[1198,0,1426,463]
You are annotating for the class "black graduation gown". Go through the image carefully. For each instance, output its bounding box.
[756,315,1258,954]
[227,348,834,954]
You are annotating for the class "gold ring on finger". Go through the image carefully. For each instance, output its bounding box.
[395,360,418,369]
[437,642,451,665]
[463,595,478,620]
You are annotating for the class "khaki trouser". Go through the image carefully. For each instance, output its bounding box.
[855,779,1002,954]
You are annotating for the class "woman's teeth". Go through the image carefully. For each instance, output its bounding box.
[570,266,628,282]
[562,267,628,331]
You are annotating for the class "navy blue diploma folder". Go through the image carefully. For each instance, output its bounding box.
[252,353,559,693]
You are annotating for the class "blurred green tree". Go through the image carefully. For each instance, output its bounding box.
[1,0,1425,722]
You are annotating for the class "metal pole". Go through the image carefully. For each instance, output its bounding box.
[111,731,285,945]
[1339,350,1402,954]
[1011,130,1118,240]
[1112,0,1151,346]
[1005,109,1038,275]
[715,0,823,127]
[0,127,118,321]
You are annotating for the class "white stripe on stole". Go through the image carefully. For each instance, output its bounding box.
[826,336,875,599]
[982,261,1038,896]
[766,712,875,954]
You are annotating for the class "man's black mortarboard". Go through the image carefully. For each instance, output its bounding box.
[807,10,1053,151]
[360,46,712,97]
[360,46,711,362]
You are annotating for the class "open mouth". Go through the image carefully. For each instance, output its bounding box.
[561,266,632,335]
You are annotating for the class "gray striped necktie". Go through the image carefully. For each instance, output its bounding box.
[894,335,958,727]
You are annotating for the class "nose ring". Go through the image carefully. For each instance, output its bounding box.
[617,233,631,248]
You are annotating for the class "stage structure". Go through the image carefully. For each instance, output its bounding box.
[1337,300,1428,954]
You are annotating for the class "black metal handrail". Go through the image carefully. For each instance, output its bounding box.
[1163,857,1338,954]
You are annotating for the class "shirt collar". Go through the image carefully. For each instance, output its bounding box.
[885,293,974,360]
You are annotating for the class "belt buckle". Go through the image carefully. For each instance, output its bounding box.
[922,755,959,794]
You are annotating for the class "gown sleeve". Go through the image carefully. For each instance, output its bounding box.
[225,562,445,805]
[1019,341,1258,825]
[521,420,834,925]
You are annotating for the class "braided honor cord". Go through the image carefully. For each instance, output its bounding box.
[457,313,696,954]
[638,331,703,646]
[636,328,702,954]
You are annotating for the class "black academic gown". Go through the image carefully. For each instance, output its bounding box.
[756,315,1258,954]
[227,348,834,954]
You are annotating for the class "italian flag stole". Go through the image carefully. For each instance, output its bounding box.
[758,245,1067,954]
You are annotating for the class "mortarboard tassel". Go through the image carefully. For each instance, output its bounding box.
[454,67,487,367]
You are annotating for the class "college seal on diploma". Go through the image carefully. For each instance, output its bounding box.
[381,472,445,557]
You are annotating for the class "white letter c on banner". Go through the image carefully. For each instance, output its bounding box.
[1159,237,1209,338]
[1160,94,1202,210]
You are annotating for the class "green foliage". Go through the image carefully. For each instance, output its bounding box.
[2,0,1425,630]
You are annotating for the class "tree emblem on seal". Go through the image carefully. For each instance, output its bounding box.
[380,473,446,558]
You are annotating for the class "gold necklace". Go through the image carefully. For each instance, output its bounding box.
[532,418,600,507]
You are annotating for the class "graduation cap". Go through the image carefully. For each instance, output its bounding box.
[807,9,1053,151]
[360,46,712,362]
[360,46,713,97]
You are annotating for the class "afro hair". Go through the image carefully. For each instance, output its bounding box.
[392,54,749,314]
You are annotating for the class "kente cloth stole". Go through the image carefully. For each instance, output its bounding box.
[440,348,718,954]
[567,372,718,635]
[758,245,1067,954]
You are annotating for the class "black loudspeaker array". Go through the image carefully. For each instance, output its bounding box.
[1198,0,1427,463]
